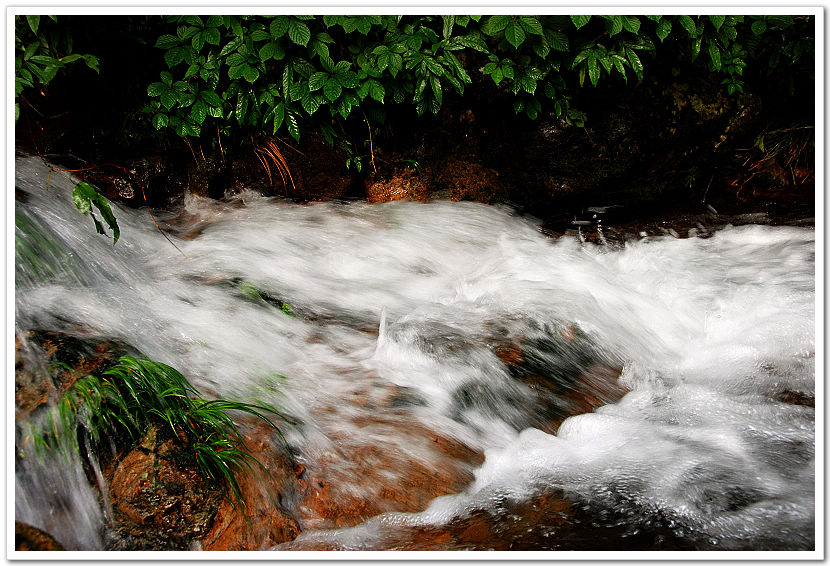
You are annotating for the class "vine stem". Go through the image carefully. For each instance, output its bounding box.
[363,111,377,174]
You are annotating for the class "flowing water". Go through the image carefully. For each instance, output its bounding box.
[13,156,816,552]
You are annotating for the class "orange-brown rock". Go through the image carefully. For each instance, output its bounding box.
[365,170,431,203]
[15,521,65,551]
[277,489,578,551]
[107,428,223,550]
[435,158,507,203]
[200,422,301,550]
[294,426,483,531]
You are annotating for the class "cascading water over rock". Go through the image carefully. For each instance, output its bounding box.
[14,156,815,551]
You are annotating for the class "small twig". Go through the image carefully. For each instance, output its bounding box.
[138,182,187,258]
[217,127,225,161]
[183,137,199,164]
[363,112,377,174]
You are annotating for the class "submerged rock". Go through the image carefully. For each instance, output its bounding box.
[200,422,301,550]
[15,521,65,551]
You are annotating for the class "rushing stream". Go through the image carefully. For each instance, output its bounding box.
[14,156,816,552]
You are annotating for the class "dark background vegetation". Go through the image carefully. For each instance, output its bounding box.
[15,14,816,227]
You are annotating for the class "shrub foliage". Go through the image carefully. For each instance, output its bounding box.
[140,14,814,140]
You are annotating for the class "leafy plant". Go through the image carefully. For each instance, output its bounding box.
[14,15,100,122]
[132,14,814,159]
[20,355,290,509]
[72,181,120,244]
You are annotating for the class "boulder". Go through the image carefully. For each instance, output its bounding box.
[15,521,65,551]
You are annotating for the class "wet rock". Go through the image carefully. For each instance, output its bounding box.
[200,422,301,550]
[14,331,130,421]
[292,416,484,531]
[365,170,431,203]
[774,390,815,408]
[492,325,628,434]
[434,158,507,203]
[15,521,65,551]
[107,427,223,550]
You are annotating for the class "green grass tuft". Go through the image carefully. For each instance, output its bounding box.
[19,355,290,510]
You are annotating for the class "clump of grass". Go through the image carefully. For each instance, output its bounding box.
[20,355,289,509]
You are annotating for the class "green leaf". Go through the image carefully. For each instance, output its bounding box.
[29,55,59,66]
[598,55,612,74]
[160,90,178,109]
[751,19,767,35]
[192,32,205,53]
[72,182,120,244]
[301,91,323,114]
[708,41,721,71]
[259,41,284,61]
[691,37,702,60]
[200,90,223,107]
[288,19,311,46]
[191,100,208,124]
[625,47,643,79]
[242,65,260,83]
[228,63,246,80]
[203,27,221,45]
[456,33,489,52]
[164,47,187,67]
[431,75,442,105]
[533,37,550,58]
[369,80,385,102]
[677,15,697,37]
[219,37,242,57]
[286,109,300,141]
[621,16,640,34]
[235,92,249,124]
[80,54,99,74]
[482,15,510,35]
[505,21,526,48]
[272,101,285,132]
[155,34,180,49]
[571,48,592,68]
[519,16,544,36]
[323,78,342,102]
[424,57,444,76]
[709,15,725,30]
[491,66,503,84]
[587,57,599,86]
[26,15,40,34]
[226,52,245,67]
[606,15,623,36]
[178,25,200,41]
[184,63,200,79]
[546,30,569,52]
[570,15,591,29]
[230,17,243,37]
[147,82,166,97]
[335,70,358,88]
[442,15,455,39]
[270,16,290,39]
[308,72,327,91]
[655,18,672,41]
[250,29,271,42]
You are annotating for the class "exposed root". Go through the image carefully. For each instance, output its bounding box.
[255,138,296,193]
